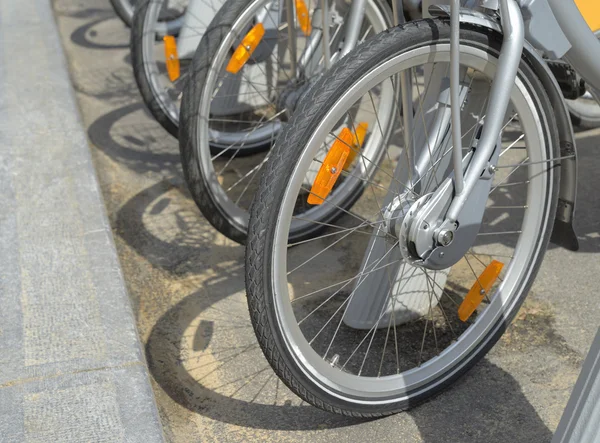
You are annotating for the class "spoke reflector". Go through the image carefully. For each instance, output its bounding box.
[344,122,368,169]
[226,23,265,74]
[307,128,352,205]
[163,36,180,82]
[458,260,504,322]
[296,0,311,36]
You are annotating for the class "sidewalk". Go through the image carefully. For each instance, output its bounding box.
[0,1,164,441]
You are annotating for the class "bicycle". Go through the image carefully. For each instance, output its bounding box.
[245,0,593,416]
[130,0,600,140]
[131,0,222,137]
[178,0,398,243]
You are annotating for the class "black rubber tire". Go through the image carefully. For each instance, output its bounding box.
[179,0,392,244]
[111,0,136,27]
[131,0,181,138]
[245,19,560,417]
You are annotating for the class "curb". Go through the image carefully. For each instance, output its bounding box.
[0,1,165,440]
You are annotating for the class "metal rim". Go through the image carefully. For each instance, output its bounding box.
[141,0,195,127]
[269,42,554,403]
[196,0,392,228]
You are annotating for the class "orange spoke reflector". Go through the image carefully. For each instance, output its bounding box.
[343,122,368,170]
[458,260,504,322]
[307,128,353,205]
[226,23,265,74]
[296,0,311,36]
[163,36,180,82]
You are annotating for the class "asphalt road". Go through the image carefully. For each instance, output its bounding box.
[53,1,600,441]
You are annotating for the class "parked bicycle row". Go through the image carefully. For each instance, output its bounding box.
[110,0,599,417]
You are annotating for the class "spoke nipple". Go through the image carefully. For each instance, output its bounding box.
[330,166,337,174]
[480,289,486,295]
[245,45,252,51]
[330,354,339,367]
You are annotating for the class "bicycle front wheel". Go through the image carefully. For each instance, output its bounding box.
[245,19,560,416]
[180,0,392,243]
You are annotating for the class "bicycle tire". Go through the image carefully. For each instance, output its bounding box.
[245,19,560,416]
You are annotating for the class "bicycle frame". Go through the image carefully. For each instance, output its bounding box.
[409,0,597,261]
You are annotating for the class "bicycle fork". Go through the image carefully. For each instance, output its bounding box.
[398,0,525,270]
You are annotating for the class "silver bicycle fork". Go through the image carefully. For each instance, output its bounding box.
[446,0,524,222]
[392,0,525,271]
[430,0,523,247]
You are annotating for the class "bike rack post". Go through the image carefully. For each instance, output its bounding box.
[552,327,600,443]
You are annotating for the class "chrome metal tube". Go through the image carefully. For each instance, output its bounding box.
[446,0,524,221]
[450,0,464,195]
[339,0,367,58]
[392,0,401,26]
[286,0,298,77]
[400,71,415,183]
[321,0,331,69]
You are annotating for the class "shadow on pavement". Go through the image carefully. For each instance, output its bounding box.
[88,103,181,174]
[55,3,130,50]
[117,180,362,430]
[116,182,554,437]
[408,362,552,442]
[143,260,553,438]
[116,179,216,274]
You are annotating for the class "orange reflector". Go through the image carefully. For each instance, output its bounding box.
[226,23,265,74]
[458,260,504,322]
[343,122,368,170]
[296,0,311,36]
[163,36,180,82]
[307,128,353,205]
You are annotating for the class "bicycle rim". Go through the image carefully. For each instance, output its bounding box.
[266,39,556,403]
[140,0,214,129]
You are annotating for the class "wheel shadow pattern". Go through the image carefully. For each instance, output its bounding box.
[117,179,558,439]
[88,103,181,174]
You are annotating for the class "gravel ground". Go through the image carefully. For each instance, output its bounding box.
[53,1,600,441]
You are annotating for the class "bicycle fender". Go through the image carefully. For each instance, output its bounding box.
[429,6,579,251]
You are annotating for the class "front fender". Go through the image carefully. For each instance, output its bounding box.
[429,5,579,251]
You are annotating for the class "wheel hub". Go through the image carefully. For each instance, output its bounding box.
[277,77,315,116]
[382,193,415,239]
[388,190,464,269]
